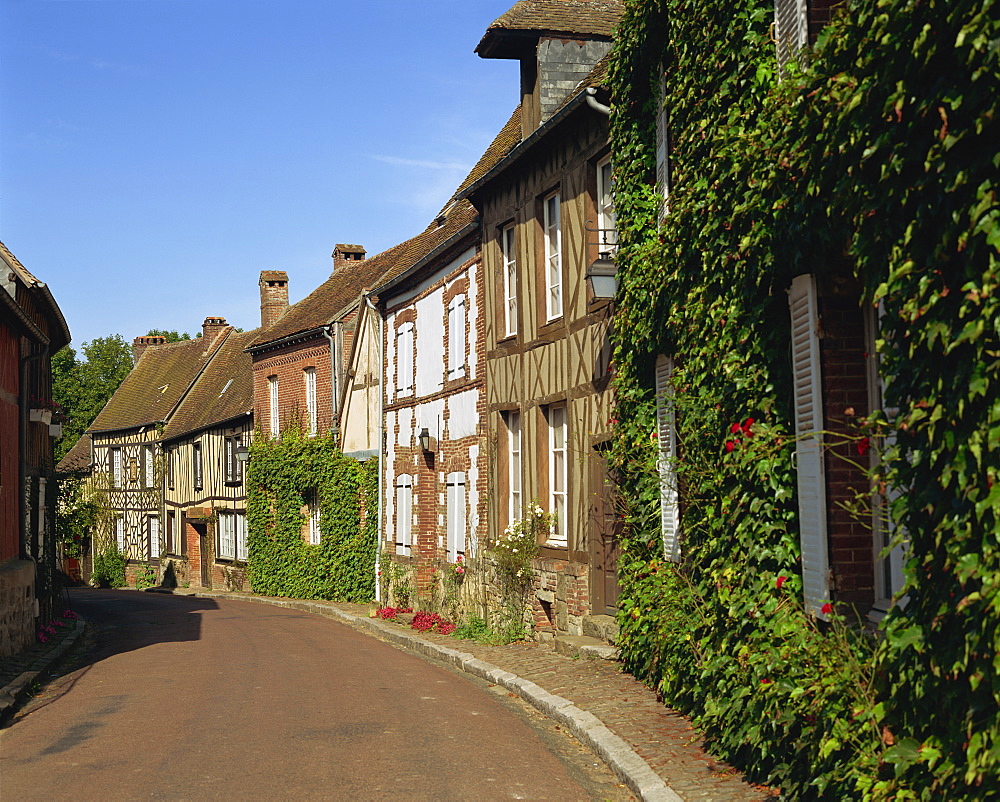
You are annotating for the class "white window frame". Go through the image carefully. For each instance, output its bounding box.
[788,274,832,618]
[547,405,568,547]
[217,512,236,561]
[597,155,617,252]
[775,0,809,73]
[143,445,155,489]
[115,516,125,552]
[224,436,242,484]
[268,375,279,437]
[446,472,467,562]
[111,447,122,488]
[395,474,413,557]
[304,367,318,436]
[395,322,414,398]
[166,448,175,489]
[235,512,247,561]
[166,509,176,554]
[655,356,681,562]
[544,192,562,321]
[502,223,517,337]
[307,492,321,545]
[148,515,160,560]
[508,410,522,526]
[447,294,467,381]
[192,441,203,490]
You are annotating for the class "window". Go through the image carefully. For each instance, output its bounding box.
[395,474,413,557]
[446,472,467,562]
[547,405,567,547]
[143,445,155,488]
[655,71,670,220]
[502,223,517,337]
[268,375,279,437]
[596,156,617,253]
[307,491,321,545]
[115,516,125,551]
[166,510,176,554]
[543,192,562,321]
[447,295,467,380]
[110,448,122,488]
[192,441,203,490]
[506,411,522,525]
[218,512,247,561]
[167,448,175,489]
[147,515,160,560]
[788,274,831,618]
[224,436,243,484]
[655,356,681,562]
[395,322,414,398]
[304,367,317,436]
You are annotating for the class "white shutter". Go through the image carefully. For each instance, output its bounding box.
[775,0,808,73]
[655,355,681,562]
[655,70,670,219]
[396,323,414,397]
[395,475,412,556]
[235,514,248,561]
[148,516,160,560]
[115,517,125,551]
[788,274,831,617]
[448,296,467,379]
[447,472,466,561]
[219,514,235,560]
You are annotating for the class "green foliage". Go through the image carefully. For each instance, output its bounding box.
[453,615,504,645]
[488,502,549,642]
[145,329,192,342]
[52,336,133,461]
[246,427,377,602]
[92,545,126,588]
[55,477,99,559]
[135,563,157,590]
[609,0,999,797]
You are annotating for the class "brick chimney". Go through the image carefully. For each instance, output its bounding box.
[202,316,228,344]
[259,271,289,328]
[132,335,166,366]
[332,244,366,272]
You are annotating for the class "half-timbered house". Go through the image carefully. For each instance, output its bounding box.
[0,241,70,657]
[84,319,233,583]
[459,0,622,636]
[159,328,257,591]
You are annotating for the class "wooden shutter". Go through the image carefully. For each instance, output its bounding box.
[788,274,831,617]
[655,70,670,219]
[655,355,681,562]
[775,0,808,73]
[447,472,466,561]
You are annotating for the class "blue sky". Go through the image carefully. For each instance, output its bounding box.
[1,0,518,347]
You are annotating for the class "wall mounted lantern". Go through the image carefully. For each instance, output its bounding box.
[234,444,251,463]
[586,256,618,300]
[418,427,434,453]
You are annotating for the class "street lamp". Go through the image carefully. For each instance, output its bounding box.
[234,444,250,463]
[418,427,434,453]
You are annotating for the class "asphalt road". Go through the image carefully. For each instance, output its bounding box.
[0,589,631,801]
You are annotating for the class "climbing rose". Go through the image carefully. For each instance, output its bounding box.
[725,440,736,453]
[857,437,871,456]
[821,602,834,615]
[742,418,755,436]
[730,422,742,435]
[776,576,787,589]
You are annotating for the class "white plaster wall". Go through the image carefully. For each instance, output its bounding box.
[446,389,479,440]
[415,286,445,397]
[415,398,446,445]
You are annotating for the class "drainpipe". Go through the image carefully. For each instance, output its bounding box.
[364,293,385,603]
[585,87,611,116]
[322,324,341,446]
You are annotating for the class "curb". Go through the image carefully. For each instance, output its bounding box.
[0,618,86,725]
[186,590,682,802]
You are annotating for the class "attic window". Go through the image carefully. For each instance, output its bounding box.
[158,384,169,393]
[219,379,234,396]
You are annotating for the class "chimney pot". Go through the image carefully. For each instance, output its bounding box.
[202,316,228,343]
[332,244,366,273]
[132,335,167,366]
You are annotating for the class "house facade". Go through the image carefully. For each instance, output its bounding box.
[461,1,622,635]
[0,241,70,657]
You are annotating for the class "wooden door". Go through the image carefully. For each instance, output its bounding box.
[588,447,621,615]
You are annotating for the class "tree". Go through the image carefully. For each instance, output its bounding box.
[52,335,133,461]
[145,329,193,342]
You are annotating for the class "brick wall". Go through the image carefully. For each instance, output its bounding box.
[819,283,875,609]
[252,338,335,438]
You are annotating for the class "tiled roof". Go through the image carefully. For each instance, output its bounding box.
[56,433,92,474]
[477,0,623,57]
[260,270,288,282]
[162,329,258,440]
[334,244,366,254]
[88,332,231,432]
[0,240,71,349]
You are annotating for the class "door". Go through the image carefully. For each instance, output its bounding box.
[589,446,622,615]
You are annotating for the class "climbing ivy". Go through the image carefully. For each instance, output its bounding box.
[608,0,999,798]
[246,428,378,603]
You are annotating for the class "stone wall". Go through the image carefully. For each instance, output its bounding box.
[0,560,35,659]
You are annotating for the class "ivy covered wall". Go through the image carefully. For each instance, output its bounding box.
[607,0,999,797]
[246,429,378,603]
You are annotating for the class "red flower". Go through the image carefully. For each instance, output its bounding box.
[760,678,772,685]
[821,602,834,615]
[776,576,787,589]
[857,437,871,456]
[742,418,755,437]
[725,440,736,453]
[730,422,742,435]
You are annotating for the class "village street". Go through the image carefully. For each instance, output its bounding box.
[0,590,629,800]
